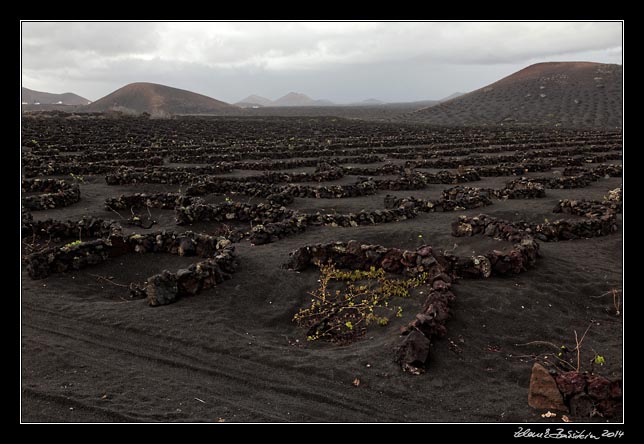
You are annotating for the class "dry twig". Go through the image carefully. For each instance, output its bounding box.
[88,273,129,288]
[106,205,125,220]
[613,289,621,316]
[514,340,561,350]
[573,322,593,372]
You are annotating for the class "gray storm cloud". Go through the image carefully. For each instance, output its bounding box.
[21,21,622,103]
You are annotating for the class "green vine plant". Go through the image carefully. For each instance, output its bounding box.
[69,172,85,184]
[60,240,82,252]
[293,260,428,344]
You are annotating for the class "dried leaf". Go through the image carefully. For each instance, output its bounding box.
[352,378,361,387]
[562,415,571,423]
[541,411,557,418]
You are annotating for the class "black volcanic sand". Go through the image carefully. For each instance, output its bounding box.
[21,135,622,423]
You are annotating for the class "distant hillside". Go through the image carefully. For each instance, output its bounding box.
[237,93,389,108]
[361,98,385,105]
[244,101,442,121]
[439,92,465,102]
[385,99,440,109]
[346,98,386,106]
[22,87,91,105]
[403,62,622,128]
[236,94,273,108]
[272,92,334,107]
[84,82,239,115]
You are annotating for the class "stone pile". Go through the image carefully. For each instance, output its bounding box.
[285,180,378,199]
[527,363,623,418]
[185,178,378,200]
[478,162,554,176]
[24,157,164,177]
[506,170,615,191]
[26,239,113,279]
[384,195,437,211]
[401,149,620,169]
[185,178,285,198]
[451,217,540,276]
[562,166,587,176]
[554,198,622,218]
[175,201,295,226]
[342,163,404,176]
[248,206,422,246]
[396,271,457,373]
[105,193,181,210]
[164,164,234,175]
[440,186,493,210]
[22,216,122,241]
[266,191,295,205]
[538,217,619,241]
[585,152,622,163]
[425,169,481,184]
[383,186,492,213]
[606,187,622,203]
[22,207,33,227]
[592,164,622,177]
[257,168,344,184]
[308,207,418,227]
[168,153,242,163]
[554,370,622,418]
[105,167,199,185]
[452,211,618,243]
[495,179,546,199]
[248,215,310,245]
[79,150,167,162]
[129,246,239,306]
[285,241,449,277]
[544,173,596,189]
[22,178,81,210]
[230,155,383,171]
[374,173,429,190]
[26,228,235,282]
[105,165,232,185]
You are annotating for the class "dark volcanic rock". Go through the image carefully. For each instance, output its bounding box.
[586,374,611,401]
[146,271,179,306]
[556,371,587,397]
[394,330,430,374]
[569,392,594,418]
[178,237,196,257]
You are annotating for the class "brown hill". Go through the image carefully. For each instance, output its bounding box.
[404,62,622,128]
[236,94,273,108]
[84,82,239,115]
[272,92,334,107]
[22,87,91,106]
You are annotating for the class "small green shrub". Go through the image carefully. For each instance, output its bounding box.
[61,240,82,252]
[69,172,85,183]
[293,261,428,344]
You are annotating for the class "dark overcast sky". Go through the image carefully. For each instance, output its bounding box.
[21,21,623,104]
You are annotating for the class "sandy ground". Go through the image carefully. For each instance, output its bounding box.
[21,162,622,422]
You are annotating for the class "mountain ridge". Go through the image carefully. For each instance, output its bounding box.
[404,62,622,128]
[84,82,238,115]
[22,87,91,106]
